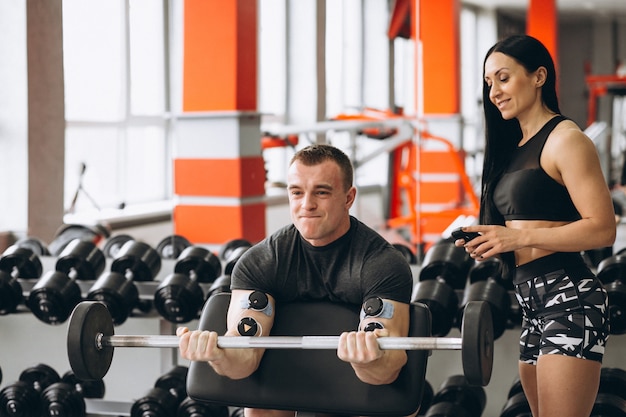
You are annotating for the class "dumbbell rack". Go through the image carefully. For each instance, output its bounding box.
[6,253,626,417]
[6,255,198,416]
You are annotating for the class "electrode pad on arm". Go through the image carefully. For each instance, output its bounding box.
[360,297,394,320]
[239,291,273,317]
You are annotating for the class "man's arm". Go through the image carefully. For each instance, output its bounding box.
[178,289,276,380]
[337,299,409,385]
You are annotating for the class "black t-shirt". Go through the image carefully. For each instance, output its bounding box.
[231,216,413,305]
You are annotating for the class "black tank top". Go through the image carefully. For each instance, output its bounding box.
[493,115,581,221]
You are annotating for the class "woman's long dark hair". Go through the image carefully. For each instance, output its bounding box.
[480,34,561,275]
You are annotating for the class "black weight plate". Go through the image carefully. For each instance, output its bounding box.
[178,397,229,417]
[599,367,626,400]
[392,243,418,265]
[597,254,626,284]
[87,271,139,326]
[67,301,114,381]
[154,273,204,323]
[507,376,524,399]
[419,240,473,289]
[155,365,188,402]
[460,279,510,340]
[15,237,50,256]
[591,393,626,417]
[206,275,232,299]
[422,401,472,417]
[224,247,250,276]
[220,238,253,261]
[61,370,106,399]
[111,241,161,282]
[56,239,106,280]
[419,379,434,415]
[0,381,42,416]
[461,301,493,386]
[19,363,60,392]
[156,235,192,260]
[40,382,86,416]
[411,280,458,337]
[0,245,43,279]
[49,224,99,257]
[27,271,82,325]
[606,281,626,335]
[468,258,509,289]
[500,391,531,417]
[0,270,23,315]
[431,374,486,417]
[103,235,134,258]
[174,246,222,283]
[157,235,192,260]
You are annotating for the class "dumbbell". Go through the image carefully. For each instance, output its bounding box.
[13,237,50,256]
[178,396,230,417]
[154,246,222,323]
[425,374,487,417]
[499,376,530,417]
[130,366,188,417]
[0,363,61,417]
[27,370,106,417]
[206,275,232,300]
[61,370,106,399]
[393,243,418,265]
[583,246,613,269]
[411,280,458,337]
[418,379,434,416]
[591,367,626,417]
[419,239,475,290]
[156,234,192,260]
[230,407,245,417]
[86,240,161,325]
[0,242,44,315]
[40,381,87,417]
[102,234,134,258]
[48,223,110,257]
[459,259,512,340]
[220,238,252,275]
[411,239,473,337]
[596,254,626,334]
[27,239,105,324]
[469,258,521,327]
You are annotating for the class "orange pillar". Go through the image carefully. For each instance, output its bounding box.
[182,0,257,112]
[527,0,559,77]
[418,0,460,115]
[174,0,266,246]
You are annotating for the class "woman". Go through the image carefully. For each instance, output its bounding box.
[456,34,615,417]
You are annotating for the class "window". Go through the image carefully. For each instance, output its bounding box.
[63,0,169,214]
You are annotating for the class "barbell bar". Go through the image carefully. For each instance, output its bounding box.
[99,335,463,350]
[67,300,493,386]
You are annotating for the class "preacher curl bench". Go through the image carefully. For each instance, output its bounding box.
[187,292,432,416]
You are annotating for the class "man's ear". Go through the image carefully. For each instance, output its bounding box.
[346,186,357,209]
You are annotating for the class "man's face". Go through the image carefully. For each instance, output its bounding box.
[287,159,356,247]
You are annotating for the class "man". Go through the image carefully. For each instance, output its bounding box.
[178,144,413,417]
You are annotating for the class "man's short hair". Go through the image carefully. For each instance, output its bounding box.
[290,144,354,191]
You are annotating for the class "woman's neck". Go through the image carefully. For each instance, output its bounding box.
[517,107,558,145]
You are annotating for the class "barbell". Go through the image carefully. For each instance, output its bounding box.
[67,300,494,386]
